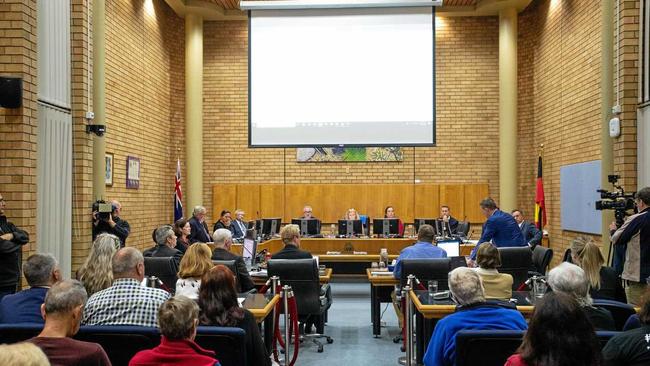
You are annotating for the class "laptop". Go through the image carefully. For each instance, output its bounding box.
[437,239,460,257]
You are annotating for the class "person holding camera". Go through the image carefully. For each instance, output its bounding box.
[0,193,30,301]
[611,186,650,306]
[92,200,130,247]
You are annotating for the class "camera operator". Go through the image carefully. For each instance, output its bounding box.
[92,200,130,247]
[610,187,650,306]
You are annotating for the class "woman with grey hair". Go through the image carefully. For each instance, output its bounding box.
[77,233,120,296]
[547,262,616,331]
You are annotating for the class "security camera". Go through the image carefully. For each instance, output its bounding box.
[86,124,106,137]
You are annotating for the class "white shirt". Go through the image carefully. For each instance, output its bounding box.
[175,277,201,300]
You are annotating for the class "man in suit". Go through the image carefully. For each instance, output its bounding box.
[188,206,211,244]
[511,209,542,248]
[469,198,526,263]
[230,209,248,241]
[439,205,459,235]
[143,225,183,272]
[271,224,312,259]
[301,205,317,220]
[210,228,255,292]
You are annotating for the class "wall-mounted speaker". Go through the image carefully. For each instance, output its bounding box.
[0,77,23,108]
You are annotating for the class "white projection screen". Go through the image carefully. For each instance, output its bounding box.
[248,6,436,147]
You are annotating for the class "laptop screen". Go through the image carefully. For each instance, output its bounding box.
[437,240,460,257]
[242,238,257,268]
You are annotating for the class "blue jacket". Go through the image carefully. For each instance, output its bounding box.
[520,221,542,247]
[472,210,526,259]
[394,242,447,279]
[231,219,247,240]
[0,287,48,324]
[423,304,528,366]
[188,217,212,244]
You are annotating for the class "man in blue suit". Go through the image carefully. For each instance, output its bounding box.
[511,209,542,248]
[188,206,211,244]
[470,198,526,262]
[230,209,248,240]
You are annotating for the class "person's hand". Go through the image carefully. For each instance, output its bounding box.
[107,213,116,227]
[442,215,449,222]
[466,258,476,268]
[0,233,14,241]
[92,211,99,223]
[609,221,618,231]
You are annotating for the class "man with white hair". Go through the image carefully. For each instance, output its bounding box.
[547,262,616,330]
[188,206,211,243]
[0,253,61,323]
[210,228,255,292]
[92,199,130,247]
[83,247,170,327]
[423,267,527,366]
[143,225,183,271]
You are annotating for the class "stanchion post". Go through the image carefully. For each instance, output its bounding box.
[283,285,290,366]
[404,285,413,366]
[271,275,279,354]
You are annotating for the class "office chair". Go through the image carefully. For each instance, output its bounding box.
[529,245,553,276]
[498,247,533,290]
[593,299,637,331]
[399,258,452,291]
[144,256,178,293]
[268,258,333,352]
[456,221,470,237]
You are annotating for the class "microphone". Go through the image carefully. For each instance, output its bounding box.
[464,230,474,244]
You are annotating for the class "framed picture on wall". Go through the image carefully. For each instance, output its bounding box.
[126,156,140,189]
[105,153,114,186]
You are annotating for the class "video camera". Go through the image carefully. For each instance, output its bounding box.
[92,200,115,222]
[595,175,636,228]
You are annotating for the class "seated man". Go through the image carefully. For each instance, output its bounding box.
[602,292,650,365]
[393,224,447,280]
[271,224,312,259]
[83,247,170,327]
[144,225,183,272]
[423,267,528,366]
[28,279,110,365]
[301,205,316,220]
[511,209,542,248]
[129,296,220,366]
[547,262,616,331]
[210,228,255,292]
[230,209,248,241]
[0,253,61,323]
[439,205,459,235]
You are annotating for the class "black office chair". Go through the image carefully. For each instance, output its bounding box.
[498,247,533,290]
[195,326,248,366]
[529,245,553,276]
[562,248,573,263]
[144,256,178,293]
[268,258,333,352]
[456,221,470,237]
[399,258,452,290]
[593,299,637,331]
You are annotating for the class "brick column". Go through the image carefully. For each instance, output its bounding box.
[185,13,204,210]
[92,0,106,201]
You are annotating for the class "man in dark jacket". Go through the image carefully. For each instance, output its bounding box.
[188,206,211,244]
[92,200,130,247]
[511,209,542,248]
[211,228,255,292]
[0,193,30,301]
[271,224,312,260]
[144,225,183,272]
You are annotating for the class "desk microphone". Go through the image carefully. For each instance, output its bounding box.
[464,230,474,244]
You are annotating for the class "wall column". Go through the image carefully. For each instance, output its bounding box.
[185,13,204,210]
[499,7,518,211]
[601,0,615,253]
[92,0,106,201]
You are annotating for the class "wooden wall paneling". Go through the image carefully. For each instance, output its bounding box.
[333,184,369,223]
[260,184,284,221]
[365,184,414,222]
[463,184,489,223]
[440,184,465,221]
[235,184,260,220]
[413,184,440,219]
[212,184,237,220]
[317,185,338,223]
[284,184,321,222]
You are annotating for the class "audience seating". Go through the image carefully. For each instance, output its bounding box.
[268,258,333,352]
[0,323,247,366]
[455,329,620,366]
[498,247,533,290]
[529,245,553,276]
[399,258,452,291]
[144,256,178,293]
[623,314,642,331]
[592,299,637,331]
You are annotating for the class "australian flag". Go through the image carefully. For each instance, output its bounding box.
[174,159,183,222]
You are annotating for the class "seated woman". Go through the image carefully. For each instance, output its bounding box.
[176,243,214,300]
[213,210,232,233]
[547,262,616,331]
[473,243,513,300]
[345,208,360,220]
[174,218,192,255]
[384,206,404,237]
[505,292,602,366]
[76,233,121,296]
[569,236,626,303]
[129,296,219,366]
[198,266,271,366]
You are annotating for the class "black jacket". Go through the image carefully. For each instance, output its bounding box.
[0,215,29,288]
[92,216,130,247]
[143,245,183,272]
[211,248,255,292]
[213,220,232,234]
[188,217,211,244]
[520,220,542,247]
[271,245,312,260]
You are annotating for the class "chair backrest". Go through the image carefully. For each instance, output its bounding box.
[562,248,573,263]
[593,299,637,331]
[268,258,321,315]
[457,221,470,236]
[400,258,452,290]
[0,323,43,343]
[531,245,553,274]
[498,247,533,290]
[212,259,242,289]
[195,326,247,366]
[144,256,178,292]
[75,325,161,365]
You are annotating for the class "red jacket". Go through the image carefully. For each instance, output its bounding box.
[129,336,220,366]
[504,354,529,366]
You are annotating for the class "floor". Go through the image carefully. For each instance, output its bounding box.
[285,280,404,365]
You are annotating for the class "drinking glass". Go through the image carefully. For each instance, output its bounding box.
[428,280,438,298]
[533,280,547,298]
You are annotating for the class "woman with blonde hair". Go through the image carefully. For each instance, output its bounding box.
[569,236,626,303]
[345,208,360,220]
[176,243,213,300]
[76,233,120,296]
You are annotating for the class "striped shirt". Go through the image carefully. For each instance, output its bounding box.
[82,278,170,327]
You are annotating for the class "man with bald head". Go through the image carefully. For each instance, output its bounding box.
[92,199,131,247]
[83,247,170,327]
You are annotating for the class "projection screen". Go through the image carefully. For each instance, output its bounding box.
[248,6,435,147]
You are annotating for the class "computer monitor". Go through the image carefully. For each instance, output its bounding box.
[372,218,399,237]
[338,219,363,237]
[437,239,461,257]
[414,218,437,235]
[291,218,321,237]
[436,219,453,238]
[261,218,282,236]
[242,237,258,268]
